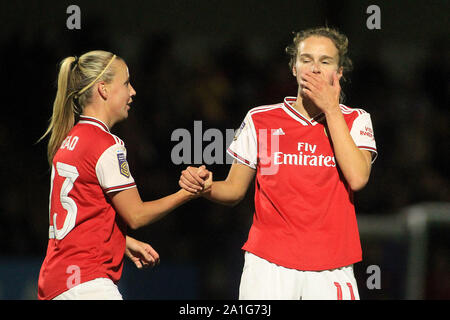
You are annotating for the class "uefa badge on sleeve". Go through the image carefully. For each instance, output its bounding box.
[117,152,130,178]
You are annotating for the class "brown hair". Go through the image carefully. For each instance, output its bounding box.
[286,27,353,101]
[39,50,120,165]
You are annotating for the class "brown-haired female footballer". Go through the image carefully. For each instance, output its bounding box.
[179,27,378,300]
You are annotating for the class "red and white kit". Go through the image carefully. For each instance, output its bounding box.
[227,97,377,299]
[38,116,136,300]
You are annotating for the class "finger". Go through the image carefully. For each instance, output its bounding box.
[186,167,206,186]
[140,259,151,268]
[146,245,160,265]
[303,72,321,84]
[180,175,200,191]
[203,171,213,189]
[179,178,197,193]
[139,246,154,262]
[134,258,143,269]
[182,169,204,189]
[145,244,160,261]
[182,168,203,186]
[301,75,320,91]
[303,71,316,79]
[180,176,199,192]
[150,253,159,264]
[302,87,314,98]
[300,80,313,92]
[198,168,210,180]
[137,251,155,268]
[192,167,208,184]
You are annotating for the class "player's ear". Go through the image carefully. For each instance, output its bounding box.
[97,82,108,100]
[292,65,297,77]
[336,66,343,80]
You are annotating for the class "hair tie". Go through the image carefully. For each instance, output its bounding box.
[71,56,79,70]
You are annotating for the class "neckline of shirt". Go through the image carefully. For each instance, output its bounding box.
[78,115,110,132]
[283,97,325,126]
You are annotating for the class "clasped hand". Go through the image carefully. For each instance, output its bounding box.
[179,165,213,196]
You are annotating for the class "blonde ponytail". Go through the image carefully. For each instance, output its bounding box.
[39,57,78,165]
[39,51,119,165]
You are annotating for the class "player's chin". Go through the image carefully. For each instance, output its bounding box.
[124,105,131,116]
[118,108,129,122]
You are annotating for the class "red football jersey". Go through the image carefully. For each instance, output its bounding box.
[228,97,377,271]
[38,116,136,300]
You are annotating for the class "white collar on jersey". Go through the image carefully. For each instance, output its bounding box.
[78,115,110,132]
[283,97,325,126]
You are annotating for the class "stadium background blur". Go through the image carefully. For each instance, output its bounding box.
[0,0,448,299]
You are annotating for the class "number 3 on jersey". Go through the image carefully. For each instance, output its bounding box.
[48,162,79,240]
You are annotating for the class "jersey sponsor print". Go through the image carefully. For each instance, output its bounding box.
[227,97,377,271]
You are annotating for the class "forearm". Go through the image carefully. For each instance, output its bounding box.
[179,163,254,206]
[130,189,194,229]
[325,107,371,191]
[111,182,196,230]
[203,180,246,206]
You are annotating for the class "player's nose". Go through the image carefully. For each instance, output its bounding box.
[311,63,321,73]
[130,84,136,97]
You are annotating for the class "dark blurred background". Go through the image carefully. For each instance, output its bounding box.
[0,0,448,299]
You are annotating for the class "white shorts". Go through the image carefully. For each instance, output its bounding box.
[52,278,123,300]
[239,252,360,300]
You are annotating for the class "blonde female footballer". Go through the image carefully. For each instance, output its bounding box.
[38,50,195,300]
[180,27,378,300]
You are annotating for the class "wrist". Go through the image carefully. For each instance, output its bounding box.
[324,104,342,117]
[178,188,200,200]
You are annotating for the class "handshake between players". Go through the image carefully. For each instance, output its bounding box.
[179,165,213,196]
